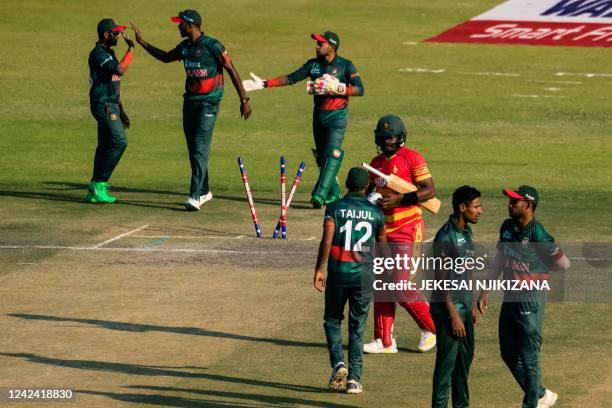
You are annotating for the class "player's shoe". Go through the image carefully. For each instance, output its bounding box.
[346,379,363,394]
[328,362,348,392]
[184,197,201,211]
[418,331,436,352]
[85,182,116,203]
[537,389,558,408]
[363,337,398,354]
[199,192,213,205]
[311,195,324,209]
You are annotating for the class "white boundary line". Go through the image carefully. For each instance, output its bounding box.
[91,225,149,249]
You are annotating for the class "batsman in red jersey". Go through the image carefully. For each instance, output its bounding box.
[363,115,437,354]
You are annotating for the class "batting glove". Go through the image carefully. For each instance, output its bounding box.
[314,74,347,95]
[367,192,382,205]
[242,72,266,92]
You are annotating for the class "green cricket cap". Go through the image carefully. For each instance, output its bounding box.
[346,167,369,190]
[311,31,340,48]
[97,19,126,36]
[374,114,407,138]
[171,10,202,26]
[503,185,539,209]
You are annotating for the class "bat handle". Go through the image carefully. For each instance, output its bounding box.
[361,162,389,181]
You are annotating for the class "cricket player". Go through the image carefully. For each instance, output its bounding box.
[86,19,134,203]
[131,10,252,211]
[477,186,570,408]
[314,167,386,394]
[241,31,364,208]
[430,186,482,408]
[363,114,437,354]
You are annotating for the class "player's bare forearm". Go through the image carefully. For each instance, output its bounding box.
[224,61,248,100]
[415,178,435,201]
[315,221,335,272]
[138,40,178,63]
[346,84,364,96]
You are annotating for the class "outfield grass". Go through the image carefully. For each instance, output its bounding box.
[1,1,611,407]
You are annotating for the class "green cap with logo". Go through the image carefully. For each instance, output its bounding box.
[171,10,202,26]
[374,114,407,138]
[97,18,126,36]
[346,167,369,190]
[311,31,340,48]
[503,185,539,210]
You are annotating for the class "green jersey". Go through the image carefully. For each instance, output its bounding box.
[287,56,364,118]
[324,193,385,287]
[498,218,561,301]
[174,35,227,103]
[430,215,475,315]
[88,43,122,104]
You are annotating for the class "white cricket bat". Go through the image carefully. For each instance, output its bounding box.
[361,162,441,214]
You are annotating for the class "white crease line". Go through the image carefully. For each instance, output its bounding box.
[91,225,149,249]
[458,71,520,77]
[403,41,418,45]
[0,245,315,255]
[533,80,581,84]
[399,68,445,74]
[543,87,562,91]
[555,72,612,78]
[512,94,566,99]
[131,234,318,241]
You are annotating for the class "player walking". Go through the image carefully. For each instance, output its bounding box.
[86,19,134,203]
[314,167,386,394]
[242,31,364,208]
[130,10,251,210]
[430,186,482,408]
[477,186,570,408]
[363,115,437,354]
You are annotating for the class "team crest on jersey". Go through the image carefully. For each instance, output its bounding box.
[392,165,398,174]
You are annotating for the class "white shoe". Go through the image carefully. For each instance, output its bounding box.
[537,389,558,408]
[184,197,202,211]
[363,337,398,354]
[328,362,348,392]
[418,331,436,352]
[199,191,213,204]
[346,379,363,394]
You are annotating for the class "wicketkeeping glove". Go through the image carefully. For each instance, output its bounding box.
[242,72,265,92]
[314,74,347,95]
[306,80,315,94]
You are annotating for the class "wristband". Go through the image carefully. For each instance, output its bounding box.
[401,191,419,206]
[240,97,250,104]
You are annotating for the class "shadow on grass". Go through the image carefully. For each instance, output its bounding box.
[0,190,185,212]
[42,182,314,208]
[76,389,254,407]
[125,385,357,407]
[0,353,325,394]
[7,314,327,349]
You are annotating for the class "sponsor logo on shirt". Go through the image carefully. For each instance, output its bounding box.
[311,64,321,75]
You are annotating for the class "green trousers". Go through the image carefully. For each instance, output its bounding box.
[499,301,546,408]
[90,102,127,182]
[323,285,371,382]
[432,312,474,408]
[183,99,218,199]
[312,110,347,199]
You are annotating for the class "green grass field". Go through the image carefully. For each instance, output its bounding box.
[1,1,611,407]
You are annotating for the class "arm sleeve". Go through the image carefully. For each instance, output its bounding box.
[286,61,310,84]
[172,42,185,61]
[93,50,122,76]
[409,152,432,183]
[323,204,335,225]
[345,61,364,96]
[535,224,563,260]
